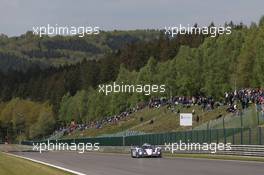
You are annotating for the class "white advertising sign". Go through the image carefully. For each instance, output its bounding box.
[180,113,192,126]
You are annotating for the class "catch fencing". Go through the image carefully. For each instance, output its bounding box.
[22,127,264,146]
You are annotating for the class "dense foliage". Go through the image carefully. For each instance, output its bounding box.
[57,19,264,124]
[0,99,54,141]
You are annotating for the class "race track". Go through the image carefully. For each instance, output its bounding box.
[11,152,264,175]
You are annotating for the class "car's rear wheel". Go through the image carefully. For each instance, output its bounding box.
[131,150,140,158]
[131,151,135,158]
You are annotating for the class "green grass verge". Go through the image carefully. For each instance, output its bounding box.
[0,152,73,175]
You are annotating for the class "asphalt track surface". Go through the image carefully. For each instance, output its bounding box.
[11,151,264,175]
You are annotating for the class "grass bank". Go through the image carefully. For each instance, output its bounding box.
[0,152,72,175]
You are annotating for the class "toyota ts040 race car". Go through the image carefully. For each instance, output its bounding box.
[131,143,162,158]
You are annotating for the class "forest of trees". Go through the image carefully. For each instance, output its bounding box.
[0,17,263,141]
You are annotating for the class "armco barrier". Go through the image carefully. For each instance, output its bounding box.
[217,145,264,156]
[160,144,264,157]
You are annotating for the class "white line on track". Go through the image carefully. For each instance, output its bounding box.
[3,152,86,175]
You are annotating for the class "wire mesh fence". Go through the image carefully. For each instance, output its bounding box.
[194,107,264,130]
[22,127,264,146]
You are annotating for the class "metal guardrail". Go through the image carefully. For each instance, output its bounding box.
[217,145,264,157]
[160,144,264,157]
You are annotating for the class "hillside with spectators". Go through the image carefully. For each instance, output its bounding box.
[47,88,263,139]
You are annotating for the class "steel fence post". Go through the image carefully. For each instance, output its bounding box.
[232,128,235,145]
[259,127,262,145]
[224,128,226,144]
[240,128,243,145]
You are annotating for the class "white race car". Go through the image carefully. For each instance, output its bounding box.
[131,143,162,158]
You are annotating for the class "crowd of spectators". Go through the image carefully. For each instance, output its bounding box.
[225,88,264,113]
[52,88,264,137]
[54,103,147,136]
